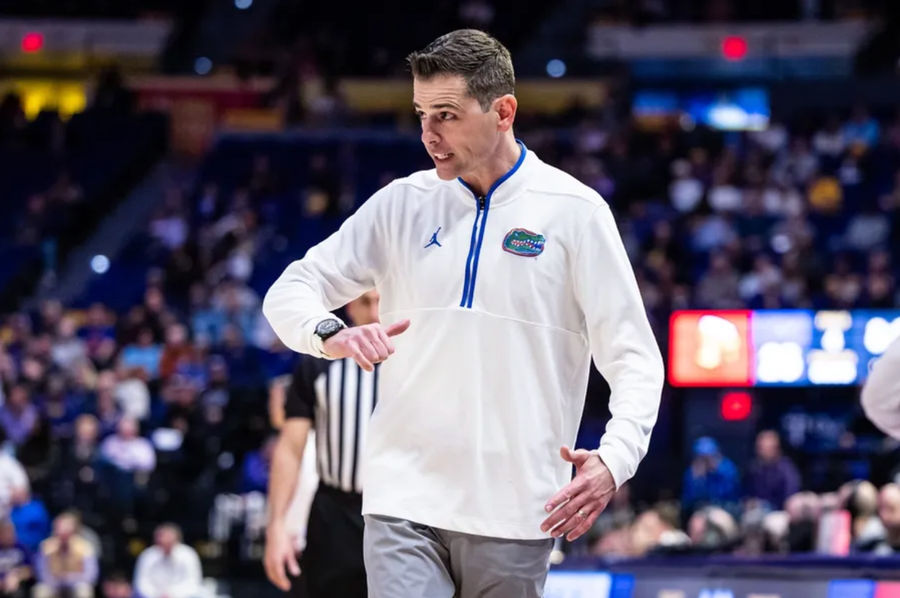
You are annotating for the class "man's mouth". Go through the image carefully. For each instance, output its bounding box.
[433,152,454,161]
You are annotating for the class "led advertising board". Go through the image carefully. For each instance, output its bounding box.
[669,310,900,387]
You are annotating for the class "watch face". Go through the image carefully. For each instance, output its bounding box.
[315,319,343,339]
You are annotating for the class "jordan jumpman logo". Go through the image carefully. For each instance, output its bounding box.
[424,226,442,248]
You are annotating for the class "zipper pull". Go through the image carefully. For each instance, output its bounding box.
[478,195,485,209]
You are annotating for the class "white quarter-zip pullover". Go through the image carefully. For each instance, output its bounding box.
[861,337,900,439]
[263,143,664,539]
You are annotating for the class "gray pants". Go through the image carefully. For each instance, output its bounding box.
[364,515,553,598]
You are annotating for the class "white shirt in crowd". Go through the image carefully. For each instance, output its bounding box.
[134,543,203,598]
[100,435,156,472]
[0,453,27,517]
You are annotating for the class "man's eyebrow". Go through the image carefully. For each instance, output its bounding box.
[413,101,462,110]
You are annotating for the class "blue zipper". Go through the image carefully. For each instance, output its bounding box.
[458,190,484,307]
[457,141,527,308]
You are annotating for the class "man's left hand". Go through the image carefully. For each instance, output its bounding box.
[540,446,616,541]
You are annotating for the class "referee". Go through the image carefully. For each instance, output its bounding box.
[264,291,380,597]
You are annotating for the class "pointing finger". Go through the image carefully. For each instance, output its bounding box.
[384,319,411,337]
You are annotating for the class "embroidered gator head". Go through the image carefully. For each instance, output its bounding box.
[502,228,545,257]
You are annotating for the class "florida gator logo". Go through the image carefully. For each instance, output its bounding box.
[502,228,545,257]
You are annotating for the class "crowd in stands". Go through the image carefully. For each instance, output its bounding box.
[0,67,899,594]
[588,429,900,560]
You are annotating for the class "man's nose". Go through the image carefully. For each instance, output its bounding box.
[421,120,440,146]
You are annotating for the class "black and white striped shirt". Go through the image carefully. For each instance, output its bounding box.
[285,357,378,494]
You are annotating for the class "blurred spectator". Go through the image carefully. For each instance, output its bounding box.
[682,437,741,516]
[841,480,885,552]
[844,204,891,252]
[50,317,87,374]
[0,385,39,447]
[813,114,847,160]
[824,254,863,308]
[241,436,275,494]
[90,372,123,437]
[158,324,199,383]
[49,415,102,520]
[133,523,202,598]
[213,325,262,389]
[0,451,28,519]
[874,483,900,555]
[40,376,81,445]
[739,254,782,304]
[78,305,116,361]
[695,254,742,309]
[844,104,880,151]
[687,506,740,553]
[9,487,49,555]
[112,370,150,423]
[149,193,188,252]
[774,138,818,187]
[745,430,801,509]
[0,519,31,598]
[34,513,98,598]
[118,328,162,382]
[99,572,132,598]
[629,505,689,557]
[100,418,155,474]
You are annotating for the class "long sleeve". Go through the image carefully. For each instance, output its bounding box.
[133,549,155,598]
[69,553,98,585]
[35,551,55,587]
[135,439,157,473]
[262,187,393,357]
[134,546,202,598]
[861,337,900,439]
[166,546,203,598]
[573,204,664,489]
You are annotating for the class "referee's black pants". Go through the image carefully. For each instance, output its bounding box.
[289,484,366,598]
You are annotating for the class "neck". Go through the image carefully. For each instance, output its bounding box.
[460,134,520,197]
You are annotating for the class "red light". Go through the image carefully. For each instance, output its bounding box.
[720,391,752,421]
[21,32,44,53]
[721,36,747,61]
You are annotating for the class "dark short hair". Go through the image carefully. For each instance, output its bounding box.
[407,29,515,111]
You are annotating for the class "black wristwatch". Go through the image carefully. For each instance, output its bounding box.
[314,318,346,342]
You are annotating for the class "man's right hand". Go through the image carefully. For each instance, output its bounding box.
[264,522,300,591]
[323,320,410,371]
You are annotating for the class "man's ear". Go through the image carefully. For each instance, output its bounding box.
[493,94,517,132]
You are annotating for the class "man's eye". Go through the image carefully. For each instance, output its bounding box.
[440,112,455,120]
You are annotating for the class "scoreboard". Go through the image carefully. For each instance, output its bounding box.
[668,309,900,387]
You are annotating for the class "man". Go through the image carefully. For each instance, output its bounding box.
[681,437,741,517]
[0,446,27,520]
[861,337,900,438]
[744,430,800,510]
[0,519,31,598]
[9,487,50,555]
[263,29,663,597]
[99,573,132,598]
[874,483,900,555]
[34,512,97,598]
[99,417,156,474]
[265,291,380,597]
[133,523,203,598]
